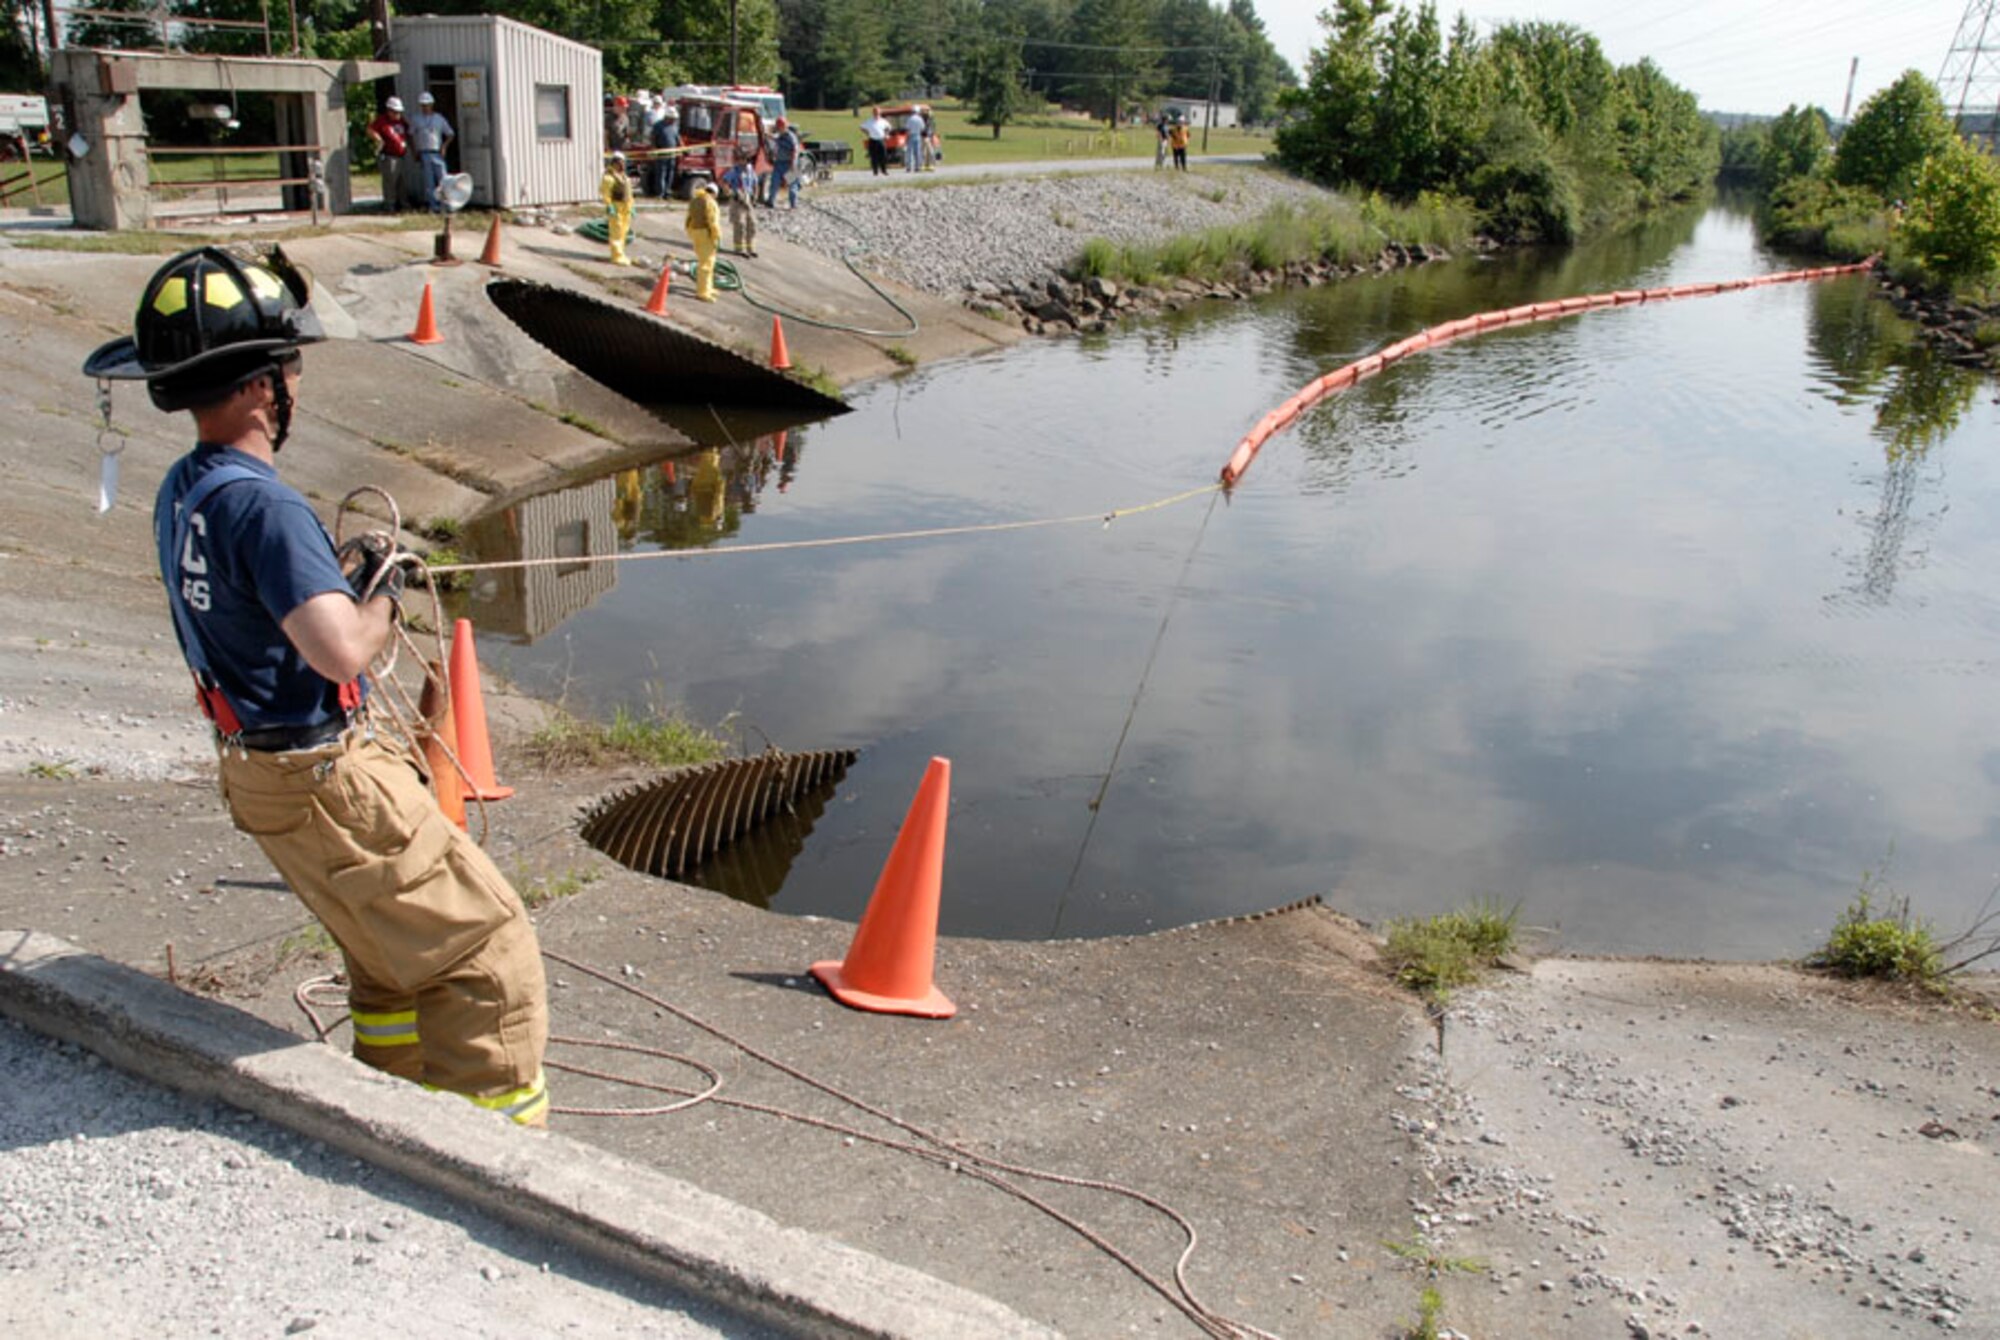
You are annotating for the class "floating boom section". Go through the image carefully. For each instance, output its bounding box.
[487,278,850,415]
[579,749,859,881]
[1218,258,1878,486]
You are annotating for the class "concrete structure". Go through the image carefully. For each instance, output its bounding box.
[48,48,397,231]
[389,15,602,210]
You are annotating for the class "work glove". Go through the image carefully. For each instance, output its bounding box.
[338,533,406,617]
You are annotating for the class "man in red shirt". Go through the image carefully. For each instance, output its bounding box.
[365,96,410,212]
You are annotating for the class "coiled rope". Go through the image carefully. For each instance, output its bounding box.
[328,485,498,841]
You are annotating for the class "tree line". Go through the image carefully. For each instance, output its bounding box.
[3,0,1294,128]
[1720,71,2000,291]
[1273,1,1716,244]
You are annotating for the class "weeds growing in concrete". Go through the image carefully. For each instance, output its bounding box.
[1807,889,1942,983]
[277,924,336,962]
[521,703,729,771]
[1382,900,1518,997]
[516,865,604,910]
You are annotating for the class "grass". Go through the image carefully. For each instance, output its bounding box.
[1381,899,1519,999]
[883,343,917,367]
[25,759,77,780]
[520,703,730,771]
[1070,193,1477,288]
[558,409,617,441]
[1406,1286,1446,1340]
[790,363,844,399]
[278,923,337,962]
[794,99,1273,172]
[516,864,604,910]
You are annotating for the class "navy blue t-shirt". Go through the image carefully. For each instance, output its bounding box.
[154,445,360,731]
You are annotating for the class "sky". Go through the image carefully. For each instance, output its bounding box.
[1260,0,1984,119]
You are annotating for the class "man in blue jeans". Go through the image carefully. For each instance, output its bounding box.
[408,91,455,212]
[902,107,927,173]
[764,117,801,209]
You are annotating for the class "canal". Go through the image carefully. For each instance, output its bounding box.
[468,196,2000,956]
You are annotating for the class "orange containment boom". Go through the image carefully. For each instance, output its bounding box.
[1216,256,1877,487]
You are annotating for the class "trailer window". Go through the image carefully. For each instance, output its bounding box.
[735,109,758,153]
[535,85,571,139]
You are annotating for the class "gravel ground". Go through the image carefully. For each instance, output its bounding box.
[0,1015,776,1339]
[754,166,1340,295]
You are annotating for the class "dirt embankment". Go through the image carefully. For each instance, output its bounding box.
[3,199,2000,1339]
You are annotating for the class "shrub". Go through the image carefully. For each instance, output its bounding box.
[1806,891,1942,983]
[1764,175,1889,257]
[1897,140,2000,286]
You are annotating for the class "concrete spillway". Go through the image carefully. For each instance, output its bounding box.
[486,278,850,416]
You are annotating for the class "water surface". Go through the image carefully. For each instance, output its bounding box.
[471,200,2000,955]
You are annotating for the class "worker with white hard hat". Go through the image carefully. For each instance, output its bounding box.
[363,95,410,212]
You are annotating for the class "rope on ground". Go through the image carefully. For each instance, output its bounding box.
[536,948,1282,1340]
[427,481,1223,577]
[1217,257,1882,486]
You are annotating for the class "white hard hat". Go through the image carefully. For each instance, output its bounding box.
[418,91,435,105]
[694,179,716,193]
[663,105,679,119]
[384,95,404,113]
[610,150,626,163]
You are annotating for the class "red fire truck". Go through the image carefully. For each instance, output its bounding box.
[669,93,771,199]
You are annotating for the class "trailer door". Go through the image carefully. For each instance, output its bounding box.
[455,65,495,205]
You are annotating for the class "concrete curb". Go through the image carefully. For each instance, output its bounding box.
[0,929,1059,1340]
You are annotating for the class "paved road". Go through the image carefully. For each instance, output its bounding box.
[813,151,1266,188]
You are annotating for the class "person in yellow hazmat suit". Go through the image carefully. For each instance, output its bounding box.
[684,178,721,302]
[600,151,634,266]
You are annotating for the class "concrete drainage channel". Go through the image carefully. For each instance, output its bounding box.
[0,930,1057,1339]
[486,279,851,416]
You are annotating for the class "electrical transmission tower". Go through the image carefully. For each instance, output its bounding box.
[1938,0,2000,147]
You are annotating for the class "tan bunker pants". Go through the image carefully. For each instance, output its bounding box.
[218,729,549,1125]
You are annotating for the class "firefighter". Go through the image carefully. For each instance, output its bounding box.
[684,178,721,302]
[600,151,635,266]
[81,247,550,1127]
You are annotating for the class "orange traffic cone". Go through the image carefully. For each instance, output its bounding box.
[769,314,791,370]
[810,757,956,1018]
[408,281,444,345]
[477,215,504,268]
[645,260,672,315]
[447,617,513,801]
[418,664,466,828]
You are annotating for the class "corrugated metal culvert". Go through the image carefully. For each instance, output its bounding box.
[579,750,860,905]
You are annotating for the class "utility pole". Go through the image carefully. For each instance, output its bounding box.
[1204,49,1220,152]
[40,0,59,76]
[1938,0,1999,147]
[729,0,739,85]
[1840,56,1858,121]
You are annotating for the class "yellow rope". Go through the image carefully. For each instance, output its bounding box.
[427,481,1224,576]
